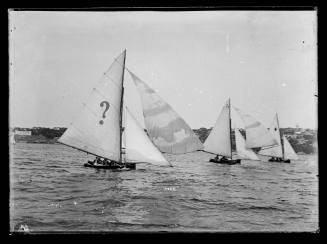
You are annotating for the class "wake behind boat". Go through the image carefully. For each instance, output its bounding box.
[58,50,171,170]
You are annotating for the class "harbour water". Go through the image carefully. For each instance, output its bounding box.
[10,143,318,232]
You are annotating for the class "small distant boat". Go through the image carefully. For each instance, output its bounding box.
[58,50,171,170]
[258,113,298,163]
[203,99,243,165]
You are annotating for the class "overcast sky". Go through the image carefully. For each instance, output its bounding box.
[9,11,317,129]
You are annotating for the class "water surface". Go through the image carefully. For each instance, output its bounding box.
[10,143,318,232]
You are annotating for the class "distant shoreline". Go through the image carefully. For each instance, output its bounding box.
[10,126,317,154]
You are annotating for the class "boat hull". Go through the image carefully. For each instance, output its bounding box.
[268,158,290,163]
[209,158,241,165]
[84,161,136,169]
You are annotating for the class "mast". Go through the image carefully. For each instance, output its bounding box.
[276,113,284,160]
[229,98,232,160]
[119,49,126,163]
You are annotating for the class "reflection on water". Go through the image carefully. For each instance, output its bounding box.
[10,143,318,232]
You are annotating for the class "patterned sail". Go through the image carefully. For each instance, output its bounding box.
[258,114,283,157]
[124,107,171,166]
[234,107,278,149]
[128,70,203,154]
[283,135,299,160]
[235,129,259,160]
[58,50,126,162]
[204,99,231,158]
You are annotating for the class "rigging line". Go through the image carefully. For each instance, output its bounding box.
[70,121,117,152]
[58,141,104,159]
[59,140,118,161]
[72,139,118,160]
[199,149,220,156]
[64,124,105,150]
[63,125,118,160]
[60,135,103,156]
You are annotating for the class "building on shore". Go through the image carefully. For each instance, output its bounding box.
[14,130,32,136]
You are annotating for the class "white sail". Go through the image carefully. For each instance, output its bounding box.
[10,133,16,144]
[128,70,203,154]
[204,99,231,158]
[58,50,126,162]
[233,107,278,149]
[258,114,283,157]
[124,107,171,166]
[235,129,259,160]
[283,135,299,160]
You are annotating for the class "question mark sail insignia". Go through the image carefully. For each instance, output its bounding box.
[99,101,110,125]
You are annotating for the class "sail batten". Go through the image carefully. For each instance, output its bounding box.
[128,70,203,154]
[58,50,126,162]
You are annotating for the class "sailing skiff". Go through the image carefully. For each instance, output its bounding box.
[204,99,279,165]
[258,113,298,163]
[204,99,241,165]
[58,50,171,169]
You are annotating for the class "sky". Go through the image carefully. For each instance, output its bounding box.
[9,11,317,130]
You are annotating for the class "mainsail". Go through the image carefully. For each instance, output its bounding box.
[128,70,203,154]
[283,135,299,160]
[258,114,283,158]
[233,107,278,149]
[58,50,126,162]
[124,107,171,166]
[235,129,259,160]
[204,99,231,158]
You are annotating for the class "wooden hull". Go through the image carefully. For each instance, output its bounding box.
[84,161,136,170]
[209,158,241,165]
[268,158,290,163]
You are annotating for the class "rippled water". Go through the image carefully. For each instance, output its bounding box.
[10,143,318,232]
